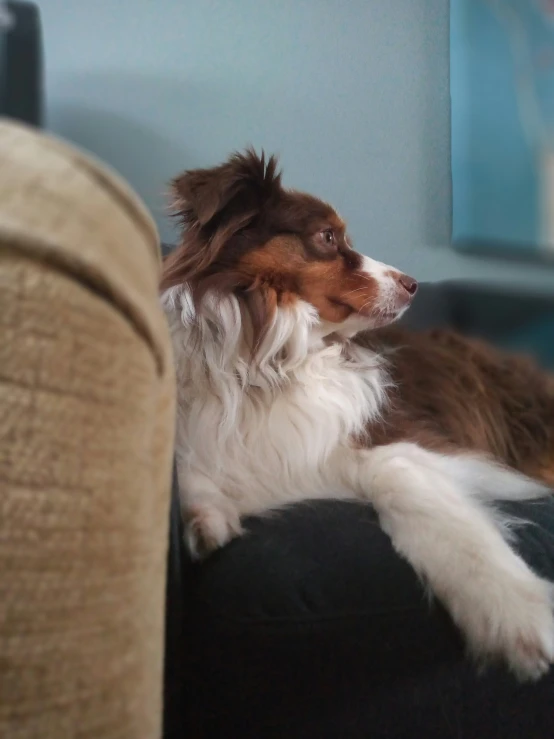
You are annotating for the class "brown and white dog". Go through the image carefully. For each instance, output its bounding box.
[161,149,554,681]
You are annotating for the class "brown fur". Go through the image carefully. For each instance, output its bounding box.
[358,326,554,485]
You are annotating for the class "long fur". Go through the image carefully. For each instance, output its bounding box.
[162,149,554,681]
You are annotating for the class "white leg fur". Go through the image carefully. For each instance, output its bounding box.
[336,443,554,680]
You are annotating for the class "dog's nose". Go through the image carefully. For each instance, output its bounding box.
[396,273,418,297]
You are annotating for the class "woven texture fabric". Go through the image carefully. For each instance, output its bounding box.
[0,119,175,738]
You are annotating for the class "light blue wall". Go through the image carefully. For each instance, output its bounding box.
[37,0,554,291]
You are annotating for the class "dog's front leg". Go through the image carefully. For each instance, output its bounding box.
[176,463,243,559]
[336,442,554,680]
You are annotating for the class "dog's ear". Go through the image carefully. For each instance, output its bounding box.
[171,148,281,228]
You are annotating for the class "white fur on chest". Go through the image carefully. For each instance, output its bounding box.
[162,286,389,516]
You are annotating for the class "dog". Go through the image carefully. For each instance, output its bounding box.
[160,149,554,681]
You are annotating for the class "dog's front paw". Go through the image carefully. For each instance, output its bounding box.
[184,503,244,559]
[458,571,554,681]
[500,577,554,681]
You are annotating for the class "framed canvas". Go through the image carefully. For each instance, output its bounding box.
[451,0,554,262]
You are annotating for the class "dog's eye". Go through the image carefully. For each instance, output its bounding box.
[320,229,336,247]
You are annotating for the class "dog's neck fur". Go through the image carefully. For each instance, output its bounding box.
[162,285,389,502]
[163,284,388,387]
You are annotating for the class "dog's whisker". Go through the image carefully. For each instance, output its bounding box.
[342,287,369,298]
[358,297,376,314]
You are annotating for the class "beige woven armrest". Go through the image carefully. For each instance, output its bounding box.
[0,120,175,739]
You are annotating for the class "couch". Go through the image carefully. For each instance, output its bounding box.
[0,119,175,738]
[163,273,554,739]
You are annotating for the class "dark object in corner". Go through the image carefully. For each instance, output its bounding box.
[0,1,43,126]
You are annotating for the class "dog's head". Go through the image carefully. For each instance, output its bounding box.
[161,149,417,345]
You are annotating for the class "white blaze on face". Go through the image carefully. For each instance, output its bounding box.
[360,256,404,313]
[316,255,417,339]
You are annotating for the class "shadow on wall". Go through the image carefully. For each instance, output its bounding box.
[55,105,183,243]
[49,73,211,244]
[49,70,332,246]
[49,67,451,253]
